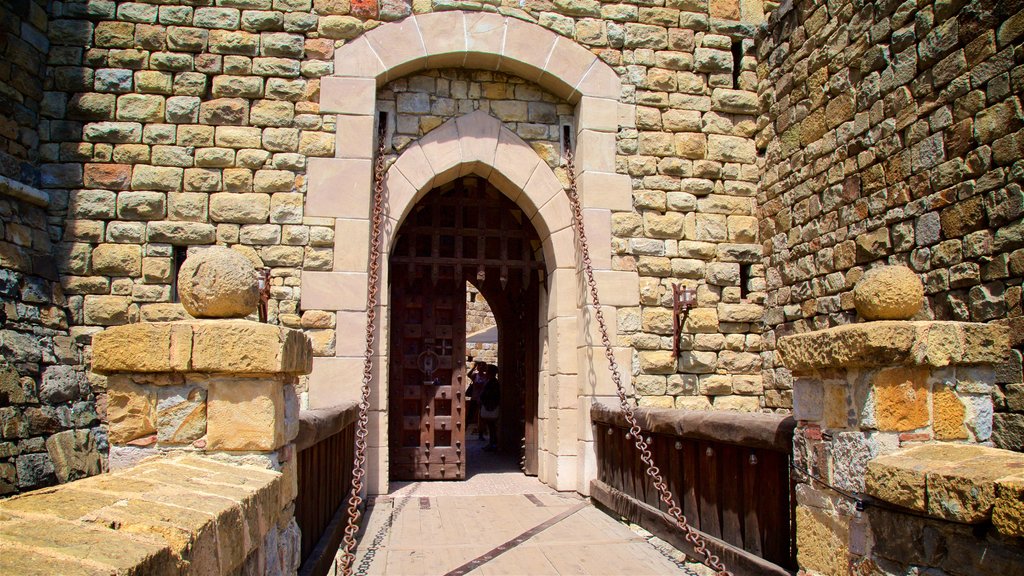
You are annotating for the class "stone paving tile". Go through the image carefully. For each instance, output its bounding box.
[338,438,699,575]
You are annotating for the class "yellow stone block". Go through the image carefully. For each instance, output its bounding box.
[191,320,312,375]
[107,375,158,443]
[92,323,191,373]
[932,385,968,440]
[206,377,287,451]
[795,505,850,576]
[994,475,1024,537]
[872,366,929,432]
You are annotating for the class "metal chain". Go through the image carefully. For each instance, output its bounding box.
[338,122,389,576]
[562,149,731,576]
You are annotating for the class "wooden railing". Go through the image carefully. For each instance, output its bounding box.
[590,404,797,576]
[295,403,359,576]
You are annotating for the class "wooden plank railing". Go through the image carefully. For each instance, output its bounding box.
[590,404,797,575]
[295,403,359,576]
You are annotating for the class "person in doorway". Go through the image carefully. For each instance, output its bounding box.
[466,360,487,439]
[480,364,500,451]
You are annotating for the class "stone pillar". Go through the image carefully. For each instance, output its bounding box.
[90,247,312,573]
[777,266,1012,575]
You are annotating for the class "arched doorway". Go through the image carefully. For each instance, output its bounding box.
[387,176,542,481]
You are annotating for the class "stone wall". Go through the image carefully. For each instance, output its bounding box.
[756,0,1024,447]
[467,283,497,364]
[0,189,103,496]
[27,0,781,428]
[1,0,48,185]
[0,454,300,574]
[1,0,105,497]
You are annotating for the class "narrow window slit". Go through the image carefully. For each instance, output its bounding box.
[731,40,743,88]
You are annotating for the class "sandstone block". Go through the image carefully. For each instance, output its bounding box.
[167,26,209,52]
[132,165,183,192]
[694,47,732,73]
[671,132,705,160]
[718,303,762,323]
[640,350,677,374]
[84,163,132,190]
[212,75,264,98]
[299,132,334,156]
[147,221,217,244]
[250,100,294,126]
[707,134,755,163]
[84,295,131,326]
[184,168,222,191]
[191,321,312,374]
[178,246,259,318]
[106,376,159,444]
[200,98,249,125]
[643,212,684,238]
[317,15,363,39]
[118,191,166,220]
[208,29,259,56]
[711,88,757,115]
[207,378,286,451]
[92,244,142,276]
[194,7,240,29]
[210,193,270,223]
[215,126,262,148]
[69,93,116,120]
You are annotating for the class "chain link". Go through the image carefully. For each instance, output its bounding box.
[563,149,731,576]
[334,122,731,576]
[338,123,389,576]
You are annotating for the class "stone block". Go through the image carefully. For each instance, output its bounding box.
[84,295,132,325]
[117,94,166,122]
[92,244,142,276]
[45,430,102,483]
[84,163,132,190]
[107,375,158,443]
[215,126,262,148]
[147,221,217,244]
[207,377,286,451]
[200,98,250,125]
[118,191,167,220]
[209,193,270,223]
[795,505,849,576]
[191,321,312,375]
[132,165,183,192]
[777,321,1009,372]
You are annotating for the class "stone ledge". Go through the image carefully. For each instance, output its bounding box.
[92,320,312,375]
[0,455,283,574]
[865,444,1024,535]
[0,173,49,207]
[777,321,1008,372]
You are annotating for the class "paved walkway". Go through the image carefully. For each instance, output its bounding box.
[333,438,700,575]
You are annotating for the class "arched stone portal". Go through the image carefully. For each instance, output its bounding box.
[300,13,640,494]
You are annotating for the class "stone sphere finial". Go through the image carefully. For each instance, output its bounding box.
[177,246,259,319]
[853,265,924,321]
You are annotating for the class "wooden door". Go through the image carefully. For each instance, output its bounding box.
[389,274,467,480]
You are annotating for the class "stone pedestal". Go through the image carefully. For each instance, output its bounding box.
[84,248,314,573]
[92,319,311,464]
[776,267,1022,575]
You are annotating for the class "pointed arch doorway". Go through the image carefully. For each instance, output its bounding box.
[388,176,543,481]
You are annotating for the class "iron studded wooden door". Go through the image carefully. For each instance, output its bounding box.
[389,275,467,480]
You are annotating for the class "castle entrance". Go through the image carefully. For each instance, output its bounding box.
[388,176,543,481]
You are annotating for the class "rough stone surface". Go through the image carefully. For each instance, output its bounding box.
[853,266,925,321]
[177,246,259,318]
